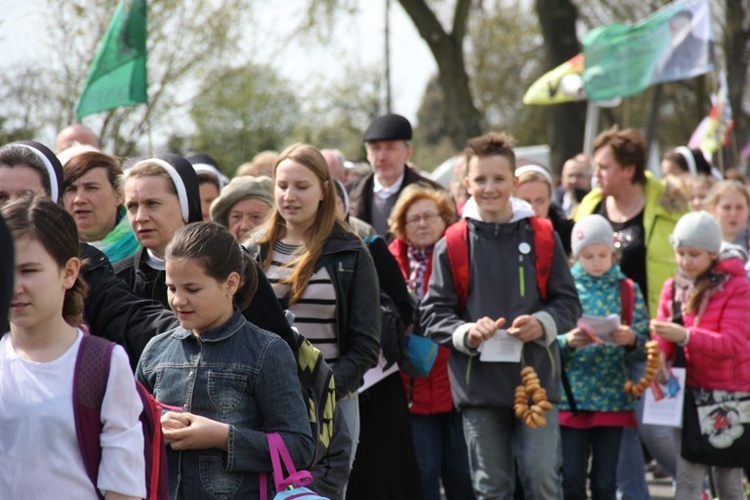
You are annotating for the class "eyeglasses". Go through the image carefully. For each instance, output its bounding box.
[406,212,440,226]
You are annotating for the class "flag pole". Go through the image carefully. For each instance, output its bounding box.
[583,101,599,156]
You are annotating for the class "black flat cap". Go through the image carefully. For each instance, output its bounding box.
[363,114,412,142]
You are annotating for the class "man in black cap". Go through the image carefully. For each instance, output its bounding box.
[348,113,444,237]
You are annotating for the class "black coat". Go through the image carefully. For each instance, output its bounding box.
[112,245,298,360]
[81,243,175,370]
[348,166,446,233]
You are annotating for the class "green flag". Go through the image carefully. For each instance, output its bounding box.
[583,0,713,102]
[76,0,148,119]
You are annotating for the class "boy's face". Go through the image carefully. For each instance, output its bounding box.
[578,243,613,278]
[465,155,517,223]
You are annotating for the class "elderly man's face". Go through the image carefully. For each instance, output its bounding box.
[562,160,591,191]
[365,140,412,187]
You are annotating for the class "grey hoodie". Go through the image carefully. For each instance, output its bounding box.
[420,197,581,409]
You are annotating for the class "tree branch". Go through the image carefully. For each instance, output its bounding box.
[398,0,448,51]
[453,0,472,42]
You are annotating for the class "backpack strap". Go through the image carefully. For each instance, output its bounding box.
[620,278,635,326]
[74,334,115,499]
[529,217,554,302]
[445,219,470,312]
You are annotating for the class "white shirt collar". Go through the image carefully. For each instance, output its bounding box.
[373,171,405,199]
[145,249,166,271]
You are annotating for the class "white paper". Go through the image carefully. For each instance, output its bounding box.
[642,367,687,428]
[577,314,621,345]
[478,330,523,363]
[359,351,400,393]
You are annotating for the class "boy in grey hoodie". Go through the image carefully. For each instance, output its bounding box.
[421,132,581,499]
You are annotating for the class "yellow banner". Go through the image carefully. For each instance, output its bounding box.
[523,53,585,105]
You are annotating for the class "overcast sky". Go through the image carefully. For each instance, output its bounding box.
[0,0,437,124]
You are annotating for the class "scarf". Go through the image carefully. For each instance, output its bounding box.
[407,245,432,300]
[90,207,140,265]
[673,267,731,323]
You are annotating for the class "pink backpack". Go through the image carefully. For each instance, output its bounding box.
[74,334,170,500]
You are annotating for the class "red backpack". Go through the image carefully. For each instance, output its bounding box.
[444,217,555,310]
[74,334,169,500]
[443,217,634,324]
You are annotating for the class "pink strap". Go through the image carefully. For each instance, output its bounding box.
[260,433,313,500]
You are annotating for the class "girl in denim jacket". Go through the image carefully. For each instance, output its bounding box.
[136,222,315,500]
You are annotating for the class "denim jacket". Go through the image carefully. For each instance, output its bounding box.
[136,309,315,500]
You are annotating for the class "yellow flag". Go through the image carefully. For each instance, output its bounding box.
[523,53,585,105]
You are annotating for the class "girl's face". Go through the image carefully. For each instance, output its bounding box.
[465,155,517,223]
[404,198,447,250]
[199,182,220,222]
[689,182,710,211]
[275,159,327,231]
[10,236,79,334]
[166,258,238,335]
[578,243,614,278]
[515,180,551,219]
[62,167,122,243]
[675,246,715,279]
[711,190,749,241]
[124,176,185,258]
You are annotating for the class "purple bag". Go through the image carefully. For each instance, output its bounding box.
[260,432,328,500]
[74,334,169,500]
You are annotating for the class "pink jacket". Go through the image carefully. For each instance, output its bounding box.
[656,256,750,392]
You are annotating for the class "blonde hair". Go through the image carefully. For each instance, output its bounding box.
[389,184,455,241]
[256,143,344,304]
[704,179,750,212]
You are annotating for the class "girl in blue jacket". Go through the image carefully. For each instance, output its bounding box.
[558,214,648,500]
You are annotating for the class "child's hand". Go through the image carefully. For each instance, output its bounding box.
[565,328,593,349]
[650,319,687,344]
[467,317,506,348]
[161,412,229,451]
[507,315,543,343]
[611,325,637,347]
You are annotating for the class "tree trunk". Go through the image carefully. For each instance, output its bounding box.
[724,0,750,166]
[398,0,482,150]
[534,0,586,173]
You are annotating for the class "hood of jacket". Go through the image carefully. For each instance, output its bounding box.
[461,196,535,223]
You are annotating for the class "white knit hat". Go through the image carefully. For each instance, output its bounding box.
[670,211,722,254]
[571,214,615,258]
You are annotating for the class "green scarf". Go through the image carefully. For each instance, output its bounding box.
[90,207,140,265]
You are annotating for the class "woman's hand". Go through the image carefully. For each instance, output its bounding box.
[649,319,687,344]
[467,317,506,348]
[611,325,637,347]
[564,328,593,349]
[161,411,229,451]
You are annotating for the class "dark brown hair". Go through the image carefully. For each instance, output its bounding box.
[166,222,258,310]
[1,195,87,326]
[463,132,517,174]
[62,151,123,192]
[593,127,647,185]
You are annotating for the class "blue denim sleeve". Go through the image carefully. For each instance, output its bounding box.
[223,336,315,472]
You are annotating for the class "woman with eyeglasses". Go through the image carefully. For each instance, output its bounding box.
[387,184,474,500]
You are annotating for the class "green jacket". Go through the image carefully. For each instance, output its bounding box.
[576,174,687,317]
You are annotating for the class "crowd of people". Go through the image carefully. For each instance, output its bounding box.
[1,115,749,500]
